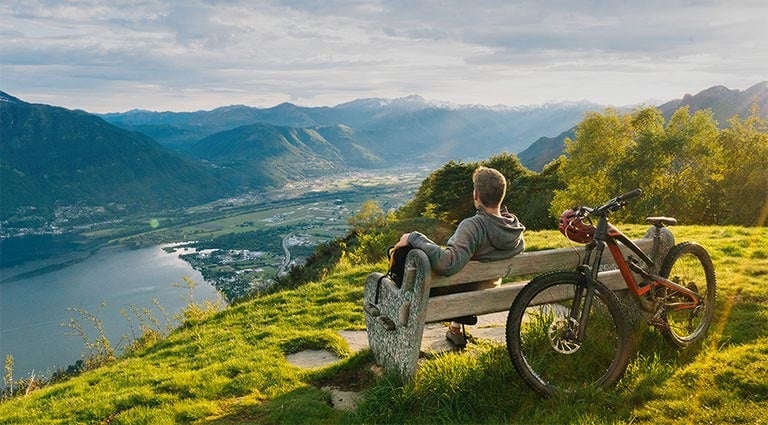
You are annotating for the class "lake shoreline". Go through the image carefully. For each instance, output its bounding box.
[0,244,220,380]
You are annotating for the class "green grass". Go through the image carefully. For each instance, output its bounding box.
[1,225,767,424]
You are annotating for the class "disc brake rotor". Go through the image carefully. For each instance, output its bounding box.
[548,317,582,354]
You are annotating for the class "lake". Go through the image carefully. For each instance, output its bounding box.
[0,243,221,380]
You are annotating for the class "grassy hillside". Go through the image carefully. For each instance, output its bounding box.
[1,225,767,424]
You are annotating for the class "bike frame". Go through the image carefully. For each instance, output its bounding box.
[578,214,701,320]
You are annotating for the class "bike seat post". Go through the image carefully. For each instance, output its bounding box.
[645,217,676,266]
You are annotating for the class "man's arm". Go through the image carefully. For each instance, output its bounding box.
[405,219,481,276]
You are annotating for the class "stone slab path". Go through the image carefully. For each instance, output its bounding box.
[286,311,509,369]
[285,311,509,410]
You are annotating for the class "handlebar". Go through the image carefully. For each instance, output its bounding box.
[588,188,643,216]
[616,188,642,202]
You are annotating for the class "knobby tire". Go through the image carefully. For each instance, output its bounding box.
[506,271,633,397]
[658,242,717,347]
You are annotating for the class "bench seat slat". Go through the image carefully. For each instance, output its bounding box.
[425,269,631,322]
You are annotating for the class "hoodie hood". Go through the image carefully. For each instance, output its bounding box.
[469,207,526,261]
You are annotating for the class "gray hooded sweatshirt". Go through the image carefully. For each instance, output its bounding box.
[407,207,526,276]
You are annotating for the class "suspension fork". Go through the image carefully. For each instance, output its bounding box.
[569,240,606,341]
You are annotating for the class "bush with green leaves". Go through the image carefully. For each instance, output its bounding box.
[553,105,767,226]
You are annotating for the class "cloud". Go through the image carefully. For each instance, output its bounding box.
[1,0,766,112]
[161,3,241,49]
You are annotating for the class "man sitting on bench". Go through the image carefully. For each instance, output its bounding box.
[393,166,526,347]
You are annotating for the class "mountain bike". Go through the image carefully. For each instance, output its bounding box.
[505,189,716,397]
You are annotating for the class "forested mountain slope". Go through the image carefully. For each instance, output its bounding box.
[0,92,231,221]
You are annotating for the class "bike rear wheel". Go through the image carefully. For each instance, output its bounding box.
[506,271,632,397]
[658,242,717,347]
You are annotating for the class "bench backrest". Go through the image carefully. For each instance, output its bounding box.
[419,238,653,322]
[422,238,652,289]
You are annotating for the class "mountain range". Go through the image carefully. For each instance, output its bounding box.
[2,82,766,225]
[100,95,599,160]
[519,81,768,171]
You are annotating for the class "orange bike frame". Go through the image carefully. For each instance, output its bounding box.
[604,224,699,311]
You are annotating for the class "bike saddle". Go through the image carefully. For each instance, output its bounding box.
[645,216,677,227]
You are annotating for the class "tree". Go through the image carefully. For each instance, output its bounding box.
[516,157,566,230]
[617,106,722,224]
[398,153,562,230]
[399,160,475,226]
[551,106,725,224]
[348,200,389,233]
[551,108,639,219]
[653,107,723,224]
[719,105,768,226]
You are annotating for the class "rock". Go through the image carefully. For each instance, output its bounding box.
[323,386,364,411]
[285,349,340,369]
[338,330,369,353]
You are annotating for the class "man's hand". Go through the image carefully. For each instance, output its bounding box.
[394,232,411,249]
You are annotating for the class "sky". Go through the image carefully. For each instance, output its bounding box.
[1,0,766,113]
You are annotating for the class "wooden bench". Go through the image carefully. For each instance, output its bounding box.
[362,226,675,380]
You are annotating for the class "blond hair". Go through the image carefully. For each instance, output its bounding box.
[473,167,507,208]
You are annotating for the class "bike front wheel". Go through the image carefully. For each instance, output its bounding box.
[658,242,717,347]
[506,271,632,397]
